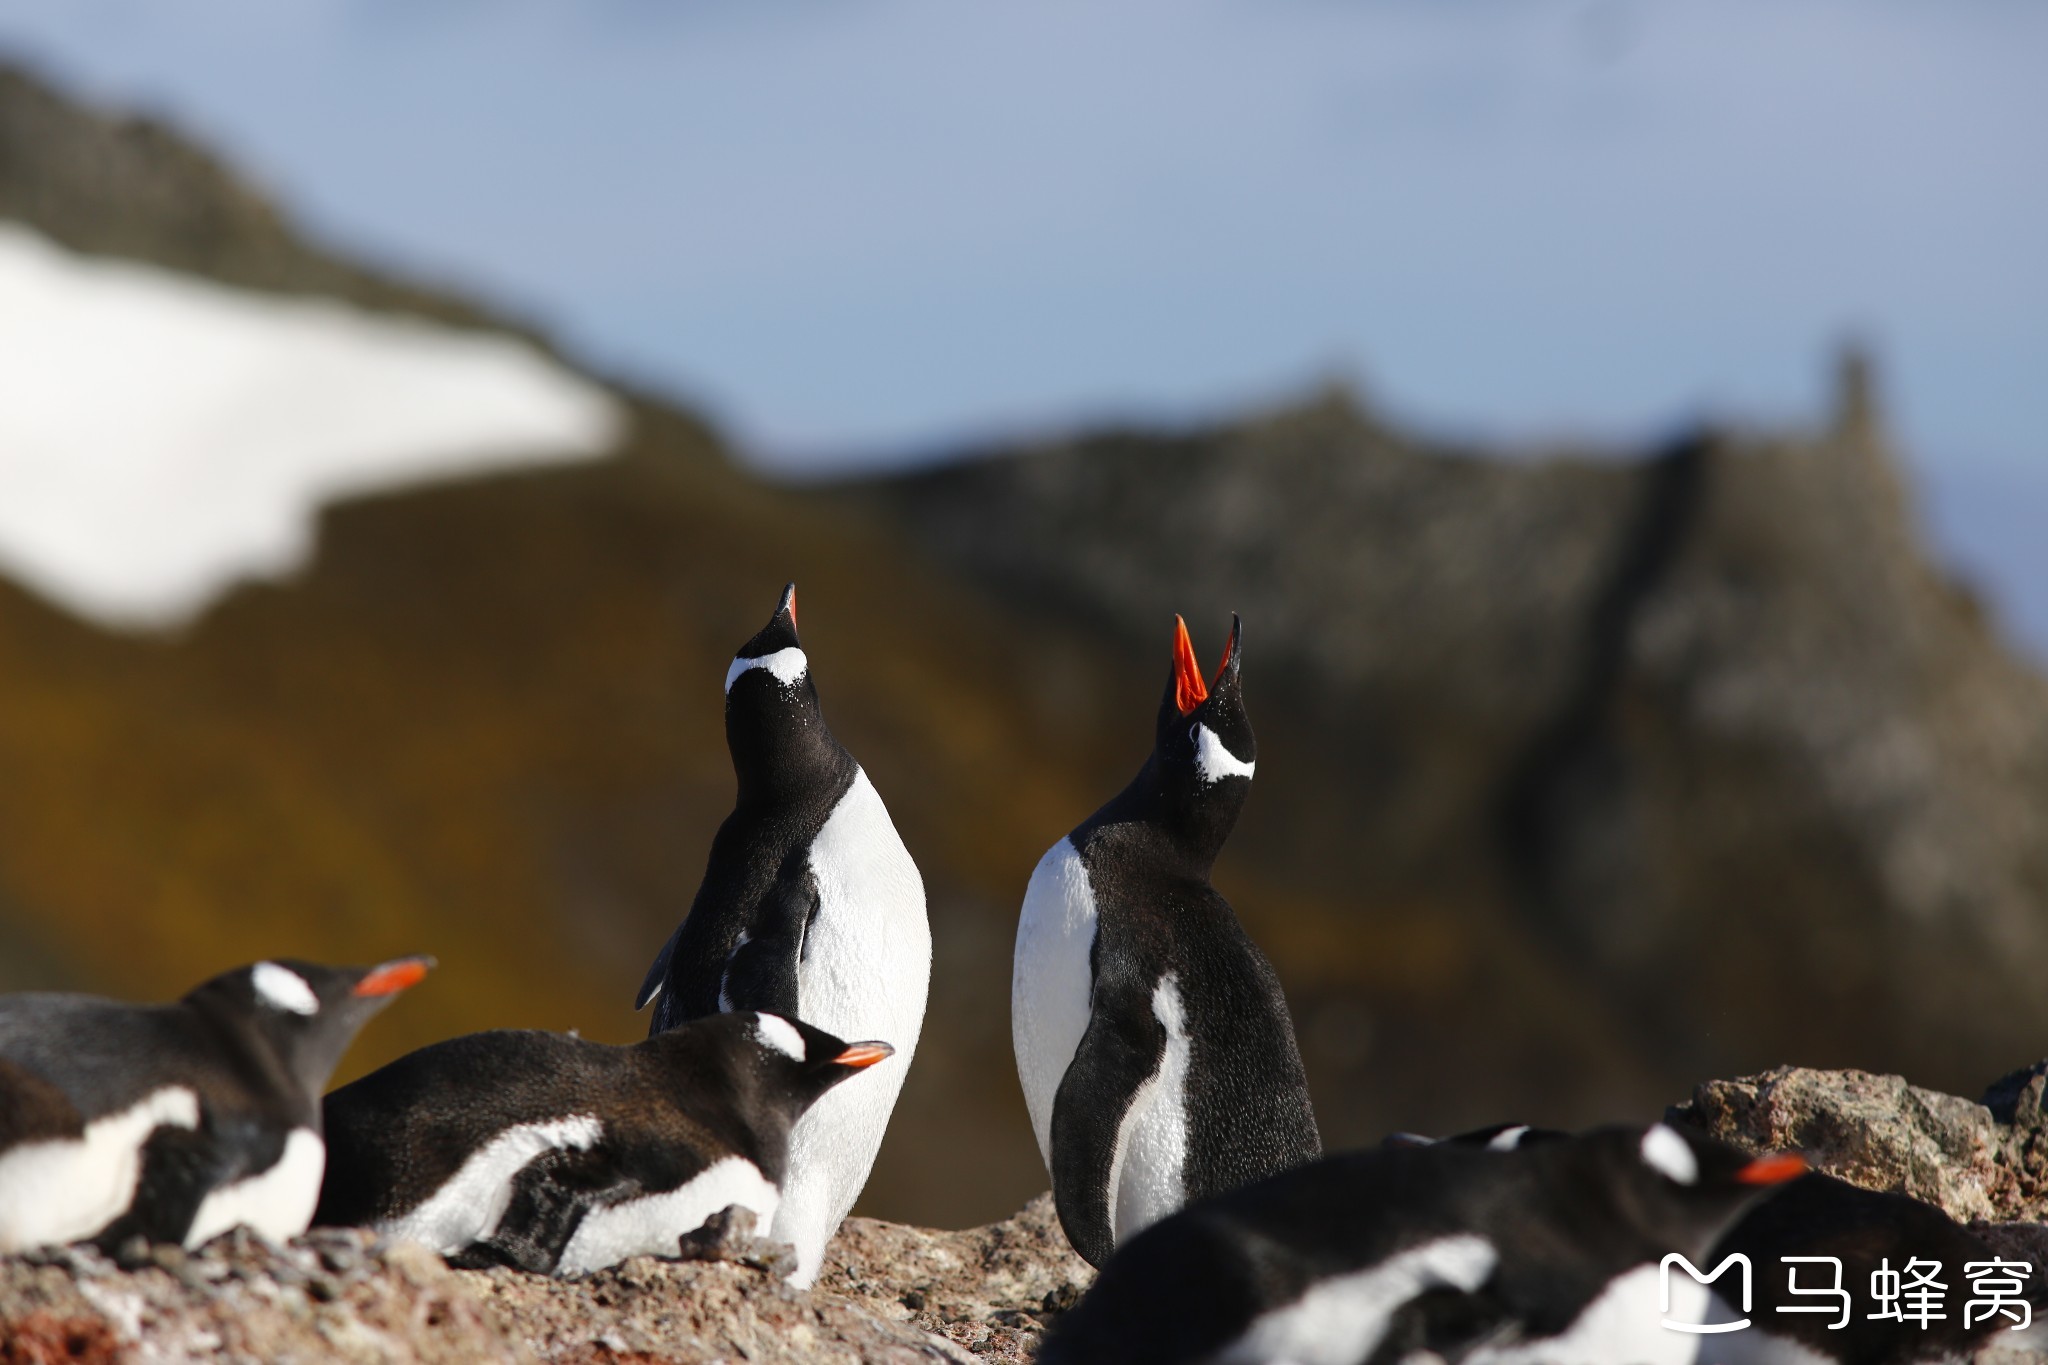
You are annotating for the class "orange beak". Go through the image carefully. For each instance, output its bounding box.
[1735,1153,1809,1185]
[833,1041,895,1070]
[787,584,798,630]
[353,956,434,998]
[1172,615,1209,716]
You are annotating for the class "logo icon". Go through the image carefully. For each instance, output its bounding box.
[1662,1253,1752,1333]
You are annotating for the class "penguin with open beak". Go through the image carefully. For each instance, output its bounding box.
[1013,613,1320,1267]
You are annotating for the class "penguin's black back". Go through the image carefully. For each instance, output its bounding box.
[317,1024,774,1230]
[641,752,856,1032]
[0,995,294,1127]
[1067,811,1320,1196]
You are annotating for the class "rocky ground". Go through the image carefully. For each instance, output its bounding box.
[0,1195,1091,1365]
[12,1064,2048,1362]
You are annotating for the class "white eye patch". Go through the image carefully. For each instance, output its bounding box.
[1640,1124,1699,1185]
[724,647,809,695]
[1487,1125,1532,1152]
[755,1014,806,1061]
[251,962,319,1015]
[1192,723,1256,786]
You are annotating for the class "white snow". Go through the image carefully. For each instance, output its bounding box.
[0,221,622,630]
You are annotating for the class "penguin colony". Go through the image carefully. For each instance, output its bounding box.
[0,582,2032,1365]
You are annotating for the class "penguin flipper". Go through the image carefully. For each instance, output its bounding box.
[714,876,816,1021]
[91,1126,225,1249]
[1048,972,1167,1269]
[455,1148,604,1276]
[634,925,682,1012]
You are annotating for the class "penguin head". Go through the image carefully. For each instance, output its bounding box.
[1147,613,1255,861]
[1584,1122,1808,1258]
[740,1012,895,1109]
[723,583,847,802]
[186,956,434,1110]
[679,1012,893,1156]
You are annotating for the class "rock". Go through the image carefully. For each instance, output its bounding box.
[1671,1063,2048,1223]
[671,1204,799,1279]
[0,1198,1081,1363]
[819,1193,1095,1361]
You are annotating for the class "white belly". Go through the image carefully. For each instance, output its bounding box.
[0,1085,199,1252]
[1109,976,1192,1244]
[185,1127,326,1248]
[1466,1263,1704,1365]
[1011,836,1098,1170]
[382,1115,603,1255]
[1217,1235,1498,1365]
[772,766,929,1286]
[557,1156,778,1275]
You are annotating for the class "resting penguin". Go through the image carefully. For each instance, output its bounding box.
[1040,1122,1808,1365]
[633,582,930,1286]
[1411,1123,2048,1363]
[316,1011,892,1275]
[0,956,431,1252]
[1698,1172,2048,1365]
[1012,613,1318,1267]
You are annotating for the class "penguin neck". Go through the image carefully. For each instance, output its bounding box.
[181,994,315,1125]
[726,708,856,810]
[643,1034,791,1179]
[1086,752,1245,879]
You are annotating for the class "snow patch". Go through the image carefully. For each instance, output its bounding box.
[0,222,621,630]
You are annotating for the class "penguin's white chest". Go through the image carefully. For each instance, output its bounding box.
[1108,976,1192,1244]
[0,1086,199,1252]
[1012,839,1193,1246]
[1464,1262,1701,1365]
[1218,1235,1498,1365]
[557,1156,779,1275]
[775,766,929,1285]
[185,1127,327,1248]
[1011,836,1099,1167]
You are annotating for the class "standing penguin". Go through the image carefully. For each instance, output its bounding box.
[1041,1123,1809,1365]
[1013,613,1319,1268]
[634,583,929,1286]
[0,956,430,1253]
[318,1011,892,1275]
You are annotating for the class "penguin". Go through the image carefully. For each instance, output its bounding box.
[1039,1122,1809,1365]
[315,1011,892,1276]
[1697,1172,2048,1365]
[1414,1124,2048,1363]
[0,956,431,1253]
[1381,1122,1568,1153]
[632,582,930,1287]
[1012,612,1318,1267]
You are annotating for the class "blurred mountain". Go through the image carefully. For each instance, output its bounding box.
[4,59,2047,1230]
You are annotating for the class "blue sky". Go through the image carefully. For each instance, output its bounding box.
[1,1,2044,646]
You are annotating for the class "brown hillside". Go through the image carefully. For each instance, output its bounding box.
[5,61,2047,1232]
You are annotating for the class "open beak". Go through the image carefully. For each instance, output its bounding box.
[1735,1153,1809,1185]
[833,1041,895,1070]
[353,956,435,998]
[1214,613,1241,688]
[1172,615,1209,715]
